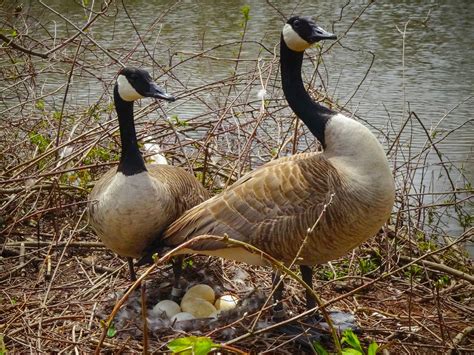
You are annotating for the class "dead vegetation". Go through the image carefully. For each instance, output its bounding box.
[1,1,473,354]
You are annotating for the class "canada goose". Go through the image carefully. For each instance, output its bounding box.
[88,67,210,280]
[141,17,395,315]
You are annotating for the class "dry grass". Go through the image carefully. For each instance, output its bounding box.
[1,1,473,354]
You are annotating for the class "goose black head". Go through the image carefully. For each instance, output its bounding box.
[116,67,176,102]
[282,16,337,52]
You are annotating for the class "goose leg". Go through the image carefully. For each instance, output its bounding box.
[300,265,316,310]
[127,257,137,281]
[300,265,357,330]
[170,256,183,301]
[272,270,286,320]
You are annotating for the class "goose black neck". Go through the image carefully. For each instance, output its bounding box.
[114,85,147,176]
[280,36,335,148]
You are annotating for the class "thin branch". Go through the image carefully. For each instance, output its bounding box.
[0,33,48,58]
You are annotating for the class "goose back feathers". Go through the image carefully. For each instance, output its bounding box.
[159,143,392,266]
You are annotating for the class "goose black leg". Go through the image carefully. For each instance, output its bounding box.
[170,256,183,301]
[127,257,137,281]
[272,265,358,348]
[272,267,325,350]
[272,270,286,320]
[300,265,357,331]
[300,265,316,310]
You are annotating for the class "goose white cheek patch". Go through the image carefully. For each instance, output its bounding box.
[282,24,311,52]
[117,75,144,101]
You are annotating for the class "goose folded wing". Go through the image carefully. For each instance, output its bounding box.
[140,154,342,263]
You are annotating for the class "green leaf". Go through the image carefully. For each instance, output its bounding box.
[53,111,62,121]
[170,115,189,127]
[367,341,379,355]
[29,132,50,153]
[341,329,363,352]
[240,5,250,21]
[35,99,45,111]
[342,349,363,355]
[0,334,7,355]
[312,341,329,355]
[107,322,117,338]
[167,336,219,355]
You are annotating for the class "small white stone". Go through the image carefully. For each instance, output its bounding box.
[151,300,181,319]
[215,294,239,311]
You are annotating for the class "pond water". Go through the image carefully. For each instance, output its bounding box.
[9,1,474,245]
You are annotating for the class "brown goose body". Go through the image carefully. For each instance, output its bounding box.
[89,164,209,258]
[141,17,395,269]
[159,115,394,266]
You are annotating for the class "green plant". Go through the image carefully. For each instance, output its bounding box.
[35,99,45,111]
[317,260,351,280]
[313,341,329,355]
[84,146,112,164]
[418,240,437,253]
[167,336,220,355]
[170,115,189,127]
[314,329,379,355]
[405,264,423,279]
[183,258,194,269]
[459,212,473,228]
[358,257,378,275]
[29,131,50,153]
[435,275,450,288]
[240,5,250,25]
[0,333,7,355]
[106,322,117,338]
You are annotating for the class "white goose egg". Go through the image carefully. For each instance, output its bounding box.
[181,284,215,304]
[181,297,217,318]
[170,312,195,323]
[151,300,181,319]
[215,294,239,311]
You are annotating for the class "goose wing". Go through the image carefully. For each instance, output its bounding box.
[146,164,210,215]
[159,153,343,263]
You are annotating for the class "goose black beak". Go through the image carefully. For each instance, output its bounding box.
[309,25,337,43]
[146,82,176,102]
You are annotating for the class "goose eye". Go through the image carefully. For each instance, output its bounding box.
[293,19,300,28]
